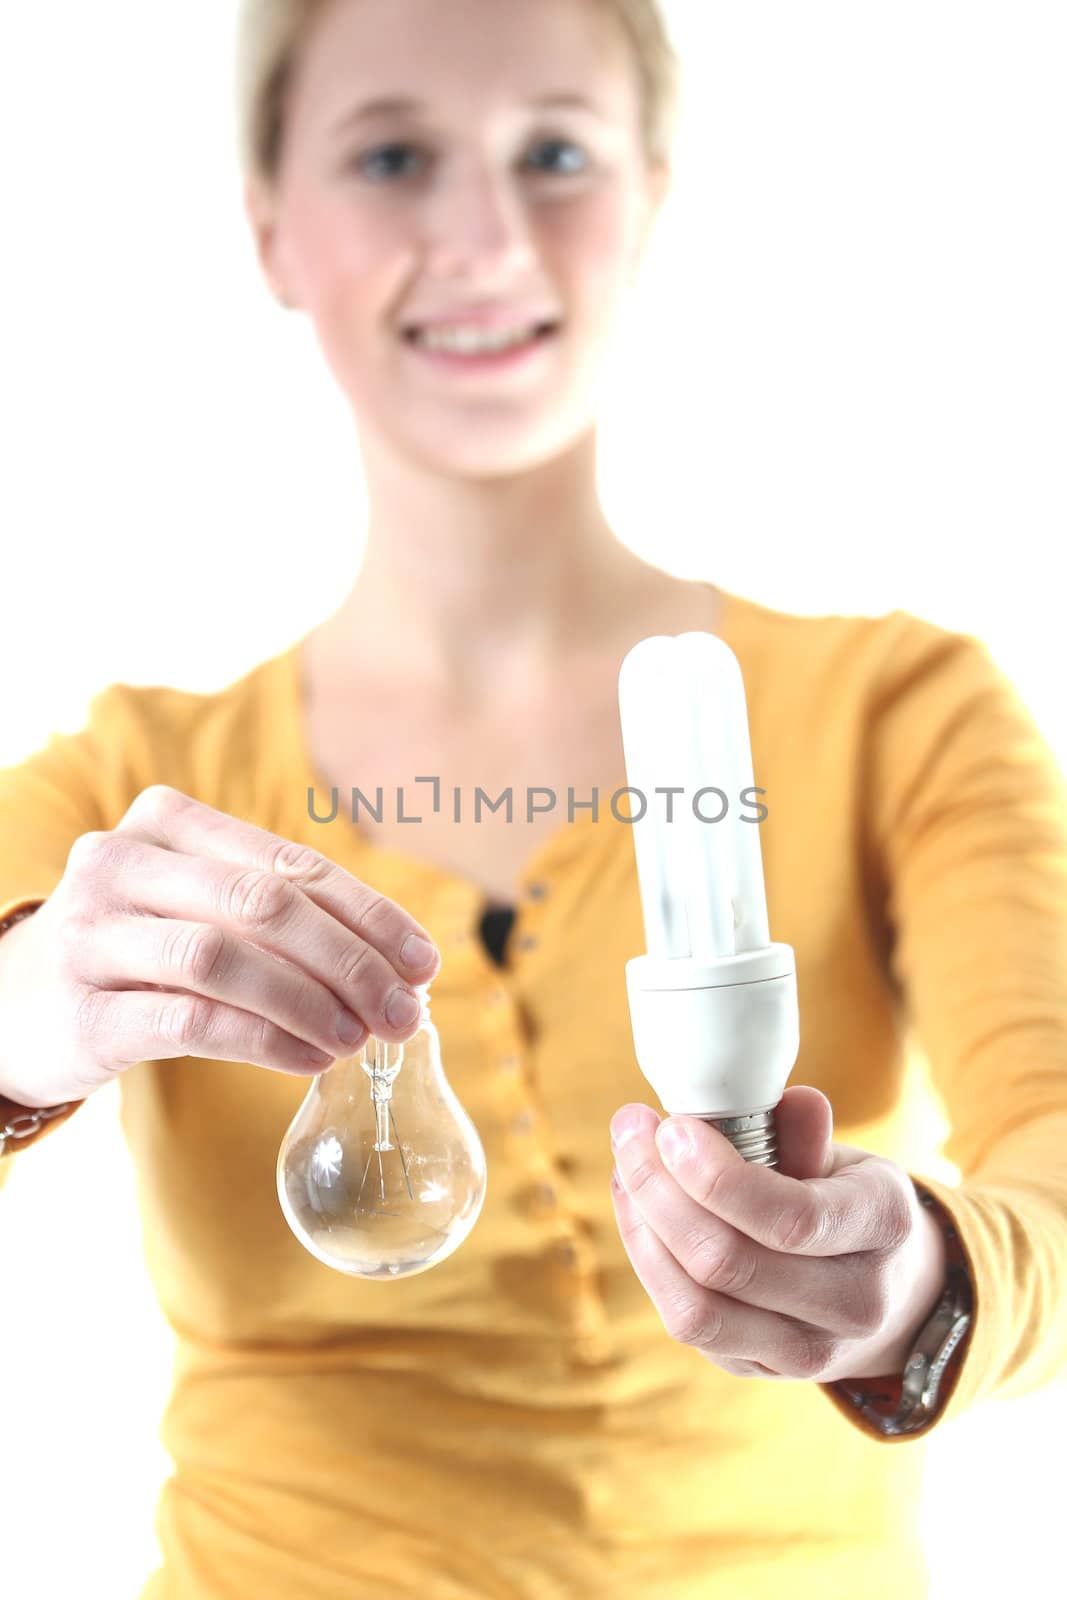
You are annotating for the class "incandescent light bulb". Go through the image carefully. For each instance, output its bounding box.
[277,986,487,1277]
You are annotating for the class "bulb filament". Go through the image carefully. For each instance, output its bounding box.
[360,1038,415,1207]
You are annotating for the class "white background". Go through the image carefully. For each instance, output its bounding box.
[1,2,1065,1595]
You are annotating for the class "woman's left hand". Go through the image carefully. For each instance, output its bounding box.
[608,1085,947,1383]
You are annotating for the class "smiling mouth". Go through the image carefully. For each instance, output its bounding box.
[402,321,561,357]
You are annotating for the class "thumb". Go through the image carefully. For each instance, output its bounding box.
[773,1085,836,1181]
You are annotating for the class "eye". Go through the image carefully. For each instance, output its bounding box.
[347,136,591,185]
[526,138,590,177]
[353,142,425,182]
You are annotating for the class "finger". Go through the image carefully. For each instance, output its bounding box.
[773,1085,836,1181]
[74,983,336,1078]
[81,803,434,1042]
[653,1109,911,1257]
[115,786,441,981]
[609,1172,831,1380]
[83,913,370,1059]
[611,1106,878,1338]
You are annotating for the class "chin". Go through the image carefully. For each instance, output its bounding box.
[378,405,597,480]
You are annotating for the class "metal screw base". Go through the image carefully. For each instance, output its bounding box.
[701,1108,778,1168]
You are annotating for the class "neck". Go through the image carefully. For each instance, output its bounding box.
[322,425,666,703]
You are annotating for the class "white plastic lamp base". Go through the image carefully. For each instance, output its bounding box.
[625,944,799,1168]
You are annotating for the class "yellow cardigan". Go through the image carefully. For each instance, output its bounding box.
[3,583,1066,1599]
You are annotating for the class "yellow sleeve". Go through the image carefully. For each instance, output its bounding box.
[0,684,153,1180]
[820,613,1067,1440]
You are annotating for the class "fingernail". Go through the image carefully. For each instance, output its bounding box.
[656,1120,693,1167]
[400,934,438,971]
[385,986,421,1027]
[337,1009,367,1046]
[610,1108,645,1150]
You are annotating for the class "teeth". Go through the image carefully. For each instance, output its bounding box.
[414,324,543,355]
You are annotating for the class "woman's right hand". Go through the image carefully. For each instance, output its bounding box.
[0,785,442,1109]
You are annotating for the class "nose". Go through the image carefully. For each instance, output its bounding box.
[421,156,536,278]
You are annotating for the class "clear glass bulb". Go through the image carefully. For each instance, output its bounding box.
[276,986,487,1278]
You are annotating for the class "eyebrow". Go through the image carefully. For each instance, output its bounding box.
[331,92,605,136]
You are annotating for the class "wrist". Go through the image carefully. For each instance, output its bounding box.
[0,901,44,1102]
[844,1192,949,1380]
[827,1184,974,1436]
[0,899,83,1145]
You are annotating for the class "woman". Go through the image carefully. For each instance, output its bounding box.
[3,1,1067,1596]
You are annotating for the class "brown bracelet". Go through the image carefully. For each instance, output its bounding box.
[0,899,83,1157]
[0,902,42,939]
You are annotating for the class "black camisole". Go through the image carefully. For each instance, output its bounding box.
[478,903,517,968]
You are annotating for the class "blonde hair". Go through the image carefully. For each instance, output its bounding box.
[235,0,681,188]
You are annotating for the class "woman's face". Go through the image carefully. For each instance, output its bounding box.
[247,0,668,477]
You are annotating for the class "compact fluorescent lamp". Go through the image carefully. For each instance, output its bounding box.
[617,632,800,1168]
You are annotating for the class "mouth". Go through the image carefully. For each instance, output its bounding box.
[401,319,561,372]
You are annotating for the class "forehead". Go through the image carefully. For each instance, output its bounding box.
[291,0,638,118]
